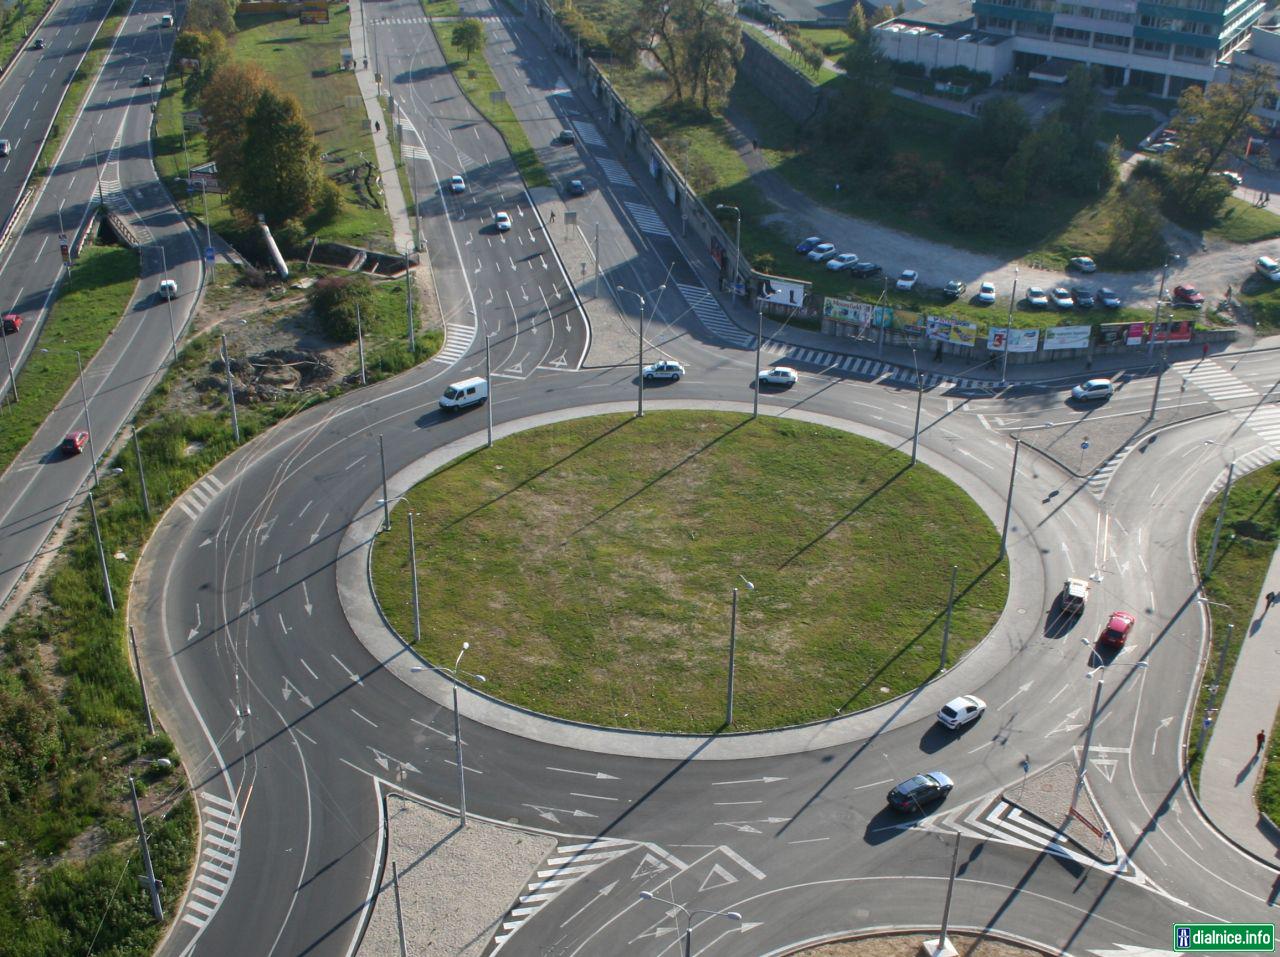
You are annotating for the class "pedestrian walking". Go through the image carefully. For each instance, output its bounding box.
[1267,590,1276,610]
[363,56,368,69]
[375,121,381,133]
[549,210,556,223]
[1226,284,1233,301]
[1259,730,1267,754]
[1202,342,1210,359]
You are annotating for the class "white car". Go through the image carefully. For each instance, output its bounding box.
[1050,286,1074,309]
[1219,170,1244,187]
[1025,287,1049,308]
[936,694,986,730]
[896,269,918,291]
[449,174,466,193]
[827,252,858,271]
[158,279,178,300]
[1071,378,1114,402]
[807,243,837,263]
[976,281,996,304]
[494,211,511,231]
[642,359,685,381]
[758,366,798,386]
[1068,256,1097,273]
[1257,256,1280,282]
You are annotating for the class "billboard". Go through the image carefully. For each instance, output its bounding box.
[823,296,893,328]
[925,315,977,346]
[1043,325,1091,351]
[759,275,808,307]
[300,3,329,23]
[987,328,1039,352]
[1151,320,1193,342]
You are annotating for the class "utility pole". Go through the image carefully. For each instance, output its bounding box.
[593,223,600,298]
[160,246,177,362]
[1205,460,1235,577]
[404,247,415,353]
[1,315,17,403]
[727,586,738,725]
[1149,260,1168,358]
[132,426,151,518]
[356,304,367,386]
[484,328,494,449]
[911,372,924,465]
[1000,267,1019,387]
[89,492,114,612]
[1000,438,1020,557]
[129,776,164,922]
[129,626,155,735]
[408,511,421,644]
[379,434,390,531]
[1149,351,1165,420]
[221,336,240,444]
[923,832,962,957]
[940,564,957,669]
[1071,679,1104,815]
[753,308,762,419]
[76,351,99,487]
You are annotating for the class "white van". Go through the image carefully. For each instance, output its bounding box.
[160,13,173,26]
[1257,256,1280,282]
[439,376,488,410]
[158,279,178,299]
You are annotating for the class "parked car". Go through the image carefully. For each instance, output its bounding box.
[826,252,859,271]
[61,431,88,456]
[936,695,985,730]
[449,174,466,193]
[643,359,685,380]
[1,314,20,335]
[1173,284,1205,307]
[794,236,822,255]
[807,243,837,263]
[1142,141,1176,154]
[1099,611,1135,648]
[1068,256,1097,273]
[1257,256,1280,282]
[557,129,576,145]
[1025,287,1049,309]
[1219,170,1244,187]
[1098,288,1122,309]
[896,269,919,291]
[850,262,883,278]
[1061,578,1090,614]
[494,211,512,231]
[942,279,966,300]
[1071,287,1095,308]
[1050,287,1074,309]
[886,771,954,812]
[758,366,798,386]
[976,281,996,305]
[567,178,586,196]
[1071,378,1114,402]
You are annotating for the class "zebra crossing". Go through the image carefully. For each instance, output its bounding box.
[432,318,477,366]
[571,120,607,147]
[180,791,241,929]
[595,156,636,188]
[674,283,755,348]
[1172,358,1257,402]
[759,340,990,392]
[177,474,226,521]
[1231,404,1280,451]
[1086,441,1137,497]
[491,838,636,952]
[623,201,672,238]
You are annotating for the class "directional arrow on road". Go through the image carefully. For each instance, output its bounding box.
[521,804,599,824]
[367,746,420,775]
[282,677,313,709]
[1047,709,1083,736]
[546,766,619,780]
[199,537,213,548]
[712,776,786,786]
[714,817,790,833]
[1152,716,1173,755]
[999,681,1033,710]
[302,581,313,617]
[558,880,617,928]
[331,654,363,686]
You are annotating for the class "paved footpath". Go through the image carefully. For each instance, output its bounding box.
[1200,543,1280,863]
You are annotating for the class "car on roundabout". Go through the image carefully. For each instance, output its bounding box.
[936,695,985,730]
[758,366,798,387]
[449,174,466,193]
[1061,577,1091,614]
[1070,378,1113,402]
[1099,611,1135,648]
[887,771,954,812]
[643,359,685,381]
[1025,287,1049,309]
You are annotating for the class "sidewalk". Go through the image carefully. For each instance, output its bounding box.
[347,0,415,253]
[1199,543,1280,863]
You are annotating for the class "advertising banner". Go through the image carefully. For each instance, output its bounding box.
[760,276,807,307]
[986,328,1039,352]
[925,315,977,346]
[299,3,329,24]
[1043,325,1091,351]
[1097,323,1127,345]
[1125,322,1146,346]
[822,296,893,328]
[1152,320,1193,342]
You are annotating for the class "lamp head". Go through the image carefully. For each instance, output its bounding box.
[639,891,655,901]
[462,641,470,651]
[725,912,743,921]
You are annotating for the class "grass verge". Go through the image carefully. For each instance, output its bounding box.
[1193,462,1280,794]
[1237,272,1280,332]
[431,22,551,189]
[0,243,139,477]
[420,0,461,14]
[0,2,54,70]
[1206,196,1280,245]
[371,411,1008,732]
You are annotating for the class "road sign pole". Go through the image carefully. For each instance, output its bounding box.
[726,587,738,726]
[132,425,151,518]
[941,564,957,669]
[1000,438,1020,557]
[379,434,390,532]
[1072,678,1104,815]
[408,511,421,645]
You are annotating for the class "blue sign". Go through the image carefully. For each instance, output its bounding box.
[1081,440,1089,450]
[204,246,215,263]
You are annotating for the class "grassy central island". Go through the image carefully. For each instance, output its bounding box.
[371,412,1008,732]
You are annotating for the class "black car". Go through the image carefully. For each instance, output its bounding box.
[886,771,954,812]
[1071,287,1095,308]
[943,279,966,300]
[567,178,586,196]
[849,261,882,278]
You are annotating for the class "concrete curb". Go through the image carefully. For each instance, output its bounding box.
[767,926,1065,957]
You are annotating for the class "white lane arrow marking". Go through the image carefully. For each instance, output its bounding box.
[711,776,786,786]
[310,512,329,545]
[629,920,679,943]
[186,602,202,642]
[282,676,313,709]
[714,817,790,833]
[367,746,421,775]
[257,516,277,546]
[546,766,619,780]
[1089,946,1180,957]
[1152,716,1173,756]
[521,804,599,824]
[998,681,1033,710]
[199,537,212,548]
[298,499,312,518]
[331,653,363,686]
[302,581,313,616]
[558,880,617,928]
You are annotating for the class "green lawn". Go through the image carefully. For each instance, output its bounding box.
[371,411,1008,732]
[1206,196,1280,245]
[431,23,551,188]
[154,8,393,250]
[420,0,461,14]
[1194,463,1280,802]
[797,26,853,60]
[0,0,54,69]
[0,244,138,477]
[742,25,840,84]
[1235,271,1280,332]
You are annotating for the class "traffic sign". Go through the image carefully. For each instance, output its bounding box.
[205,246,215,264]
[1081,440,1089,450]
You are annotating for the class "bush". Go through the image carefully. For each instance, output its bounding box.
[891,61,926,78]
[932,65,991,91]
[274,219,306,254]
[752,251,776,274]
[308,275,374,342]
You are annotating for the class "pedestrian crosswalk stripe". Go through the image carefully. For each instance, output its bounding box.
[1231,404,1280,450]
[177,474,226,521]
[623,201,672,238]
[571,120,606,147]
[673,283,755,347]
[1172,359,1258,401]
[595,156,635,187]
[432,319,477,366]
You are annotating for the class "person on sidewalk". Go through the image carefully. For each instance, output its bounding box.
[1259,730,1267,754]
[549,211,556,224]
[1267,591,1276,610]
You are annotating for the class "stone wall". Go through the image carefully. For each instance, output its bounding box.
[738,31,827,124]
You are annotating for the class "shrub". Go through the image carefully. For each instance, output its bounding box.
[932,65,991,91]
[308,275,374,342]
[274,219,306,254]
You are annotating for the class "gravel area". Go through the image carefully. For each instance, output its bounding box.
[1003,760,1116,863]
[359,795,555,956]
[796,931,1052,956]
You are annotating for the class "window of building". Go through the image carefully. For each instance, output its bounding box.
[1098,8,1133,21]
[1094,31,1131,48]
[1173,42,1209,59]
[1134,37,1170,55]
[1054,24,1091,42]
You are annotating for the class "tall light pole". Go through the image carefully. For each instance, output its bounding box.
[638,891,742,957]
[1205,458,1236,577]
[911,371,924,465]
[727,576,753,725]
[450,642,486,825]
[1000,267,1018,387]
[159,246,177,361]
[617,285,665,417]
[484,323,494,448]
[1149,259,1169,358]
[1071,678,1104,815]
[75,350,99,487]
[753,308,763,418]
[1000,437,1020,557]
[715,204,742,301]
[1,309,18,402]
[378,434,390,531]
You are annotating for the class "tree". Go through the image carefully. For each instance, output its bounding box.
[308,275,374,341]
[1169,65,1274,203]
[200,61,272,187]
[230,88,326,226]
[613,0,741,107]
[844,3,868,41]
[1106,180,1167,268]
[794,37,823,77]
[823,26,891,156]
[958,93,1028,172]
[185,0,234,36]
[451,19,485,61]
[175,29,228,88]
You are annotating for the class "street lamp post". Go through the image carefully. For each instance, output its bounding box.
[159,246,177,362]
[726,576,753,725]
[1205,459,1236,577]
[378,434,390,531]
[1071,678,1104,815]
[450,641,486,825]
[75,350,99,487]
[715,204,742,301]
[1,308,18,402]
[1149,259,1169,358]
[638,891,742,957]
[911,371,924,465]
[484,324,494,448]
[616,285,665,418]
[1000,267,1019,387]
[753,308,763,418]
[1000,437,1020,557]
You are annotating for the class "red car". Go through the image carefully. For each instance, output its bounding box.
[1173,285,1205,307]
[60,431,88,456]
[1,314,20,334]
[1099,611,1135,648]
